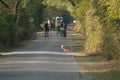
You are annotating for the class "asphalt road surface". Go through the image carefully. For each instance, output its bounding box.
[0,31,81,80]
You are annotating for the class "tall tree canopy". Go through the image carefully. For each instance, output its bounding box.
[0,0,120,60]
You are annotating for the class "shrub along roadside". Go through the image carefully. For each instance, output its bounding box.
[0,12,34,51]
[0,0,45,51]
[71,31,120,80]
[72,0,120,60]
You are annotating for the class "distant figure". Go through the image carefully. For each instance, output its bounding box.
[56,20,61,35]
[47,19,51,27]
[44,22,49,38]
[60,21,67,37]
[56,16,64,36]
[51,19,55,30]
[63,21,67,37]
[61,45,70,52]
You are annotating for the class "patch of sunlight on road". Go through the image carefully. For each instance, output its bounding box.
[11,51,64,54]
[1,51,63,55]
[0,51,80,72]
[0,53,13,56]
[1,51,75,56]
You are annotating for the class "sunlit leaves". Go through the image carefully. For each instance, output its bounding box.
[43,0,68,9]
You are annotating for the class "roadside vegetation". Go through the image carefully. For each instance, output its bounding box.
[69,1,120,79]
[0,0,45,51]
[71,32,120,80]
[0,0,120,79]
[69,0,120,61]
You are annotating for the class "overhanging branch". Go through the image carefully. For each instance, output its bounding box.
[15,0,22,14]
[67,0,76,6]
[0,0,10,9]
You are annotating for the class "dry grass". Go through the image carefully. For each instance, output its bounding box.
[74,53,119,80]
[71,31,120,80]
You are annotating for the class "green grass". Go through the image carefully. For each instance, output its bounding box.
[90,70,120,80]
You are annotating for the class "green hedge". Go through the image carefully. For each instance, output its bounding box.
[72,0,120,60]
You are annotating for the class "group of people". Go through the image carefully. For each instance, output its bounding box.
[56,20,67,37]
[44,18,67,38]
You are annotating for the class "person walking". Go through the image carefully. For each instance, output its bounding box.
[63,21,67,37]
[60,20,67,37]
[44,22,49,38]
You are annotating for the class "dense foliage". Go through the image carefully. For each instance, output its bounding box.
[42,0,74,23]
[0,0,120,60]
[0,0,45,51]
[70,0,120,60]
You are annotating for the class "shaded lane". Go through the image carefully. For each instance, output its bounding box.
[0,31,81,80]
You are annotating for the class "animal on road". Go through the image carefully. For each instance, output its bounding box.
[61,44,70,52]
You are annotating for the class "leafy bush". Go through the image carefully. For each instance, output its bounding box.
[93,0,120,60]
[17,8,34,40]
[0,16,9,49]
[85,6,103,55]
[72,0,120,60]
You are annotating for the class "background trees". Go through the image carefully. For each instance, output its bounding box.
[0,0,120,60]
[0,0,45,50]
[42,0,74,23]
[68,0,120,60]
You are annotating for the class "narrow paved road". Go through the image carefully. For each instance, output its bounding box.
[0,31,81,80]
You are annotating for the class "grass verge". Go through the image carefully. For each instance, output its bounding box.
[70,31,120,80]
